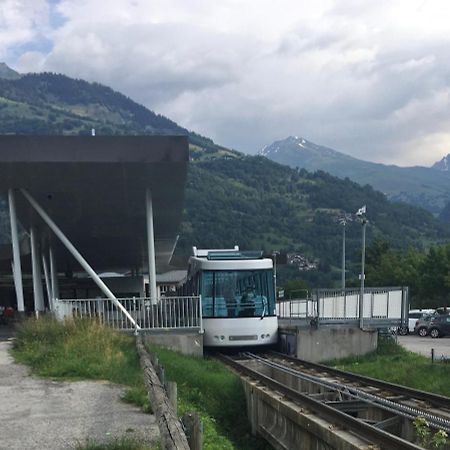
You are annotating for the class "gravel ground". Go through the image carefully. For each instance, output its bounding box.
[0,330,159,450]
[397,334,450,361]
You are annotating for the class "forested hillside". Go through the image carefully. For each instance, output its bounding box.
[1,68,449,288]
[177,154,449,286]
[366,240,450,308]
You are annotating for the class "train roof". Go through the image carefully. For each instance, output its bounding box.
[192,246,264,260]
[189,247,272,271]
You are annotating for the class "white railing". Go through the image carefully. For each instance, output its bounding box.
[54,296,203,332]
[277,287,408,325]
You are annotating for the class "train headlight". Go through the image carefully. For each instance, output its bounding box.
[261,334,265,339]
[220,335,225,341]
[214,335,219,340]
[266,334,270,338]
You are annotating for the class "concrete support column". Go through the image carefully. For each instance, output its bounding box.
[8,188,25,312]
[49,246,59,302]
[30,226,45,313]
[146,188,157,304]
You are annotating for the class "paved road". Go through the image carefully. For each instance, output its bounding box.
[0,330,159,450]
[397,334,450,360]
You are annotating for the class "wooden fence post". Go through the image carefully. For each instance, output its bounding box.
[136,335,190,450]
[182,412,203,450]
[166,381,177,411]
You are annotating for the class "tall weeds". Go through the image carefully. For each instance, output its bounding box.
[12,316,149,411]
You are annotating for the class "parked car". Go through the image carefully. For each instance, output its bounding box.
[408,309,435,333]
[413,313,434,337]
[428,314,450,338]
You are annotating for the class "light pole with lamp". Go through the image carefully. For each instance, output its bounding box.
[272,251,279,299]
[356,205,367,329]
[338,213,352,291]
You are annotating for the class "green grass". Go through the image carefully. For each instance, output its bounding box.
[12,317,150,412]
[327,337,450,397]
[74,436,157,450]
[149,345,271,450]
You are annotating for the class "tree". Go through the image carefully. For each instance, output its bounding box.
[283,278,309,299]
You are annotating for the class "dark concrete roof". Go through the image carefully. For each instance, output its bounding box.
[0,136,189,273]
[155,270,187,284]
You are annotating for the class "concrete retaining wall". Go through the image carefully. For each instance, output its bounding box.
[242,377,370,449]
[143,331,203,357]
[279,325,378,362]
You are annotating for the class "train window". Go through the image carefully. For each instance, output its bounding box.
[200,270,275,318]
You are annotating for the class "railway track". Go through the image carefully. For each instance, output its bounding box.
[265,350,450,423]
[218,351,450,450]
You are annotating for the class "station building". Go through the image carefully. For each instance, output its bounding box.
[0,135,189,317]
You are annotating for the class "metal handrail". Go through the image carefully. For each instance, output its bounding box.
[54,296,202,332]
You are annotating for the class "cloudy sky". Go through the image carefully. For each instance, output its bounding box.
[2,0,450,166]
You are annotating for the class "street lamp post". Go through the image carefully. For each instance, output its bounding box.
[272,251,279,299]
[337,213,352,293]
[356,206,367,329]
[342,221,346,291]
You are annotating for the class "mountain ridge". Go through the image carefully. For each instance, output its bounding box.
[0,65,448,287]
[260,136,450,215]
[432,154,450,172]
[0,63,20,80]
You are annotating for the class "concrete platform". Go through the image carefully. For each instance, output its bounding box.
[143,329,203,356]
[278,324,378,362]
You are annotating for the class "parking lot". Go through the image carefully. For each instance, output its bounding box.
[397,334,450,360]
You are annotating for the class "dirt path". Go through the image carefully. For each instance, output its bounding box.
[0,336,159,450]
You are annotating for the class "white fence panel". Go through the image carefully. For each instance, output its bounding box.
[278,287,408,326]
[345,294,358,318]
[387,290,403,318]
[373,293,388,317]
[54,296,203,332]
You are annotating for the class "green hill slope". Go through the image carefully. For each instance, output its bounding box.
[0,67,448,286]
[178,156,448,277]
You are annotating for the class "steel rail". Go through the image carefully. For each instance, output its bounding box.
[246,352,450,432]
[267,350,450,410]
[218,354,423,450]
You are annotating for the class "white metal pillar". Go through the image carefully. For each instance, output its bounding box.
[30,226,45,313]
[8,189,25,312]
[341,222,346,291]
[359,219,367,329]
[20,189,140,330]
[49,246,59,302]
[146,188,157,304]
[42,253,53,311]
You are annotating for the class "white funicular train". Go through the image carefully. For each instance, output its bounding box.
[178,246,278,347]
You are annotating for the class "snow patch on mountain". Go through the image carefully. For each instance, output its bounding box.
[432,154,450,171]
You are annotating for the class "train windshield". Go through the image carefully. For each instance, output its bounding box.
[201,269,275,318]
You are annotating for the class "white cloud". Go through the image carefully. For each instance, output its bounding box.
[0,0,50,58]
[6,0,450,166]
